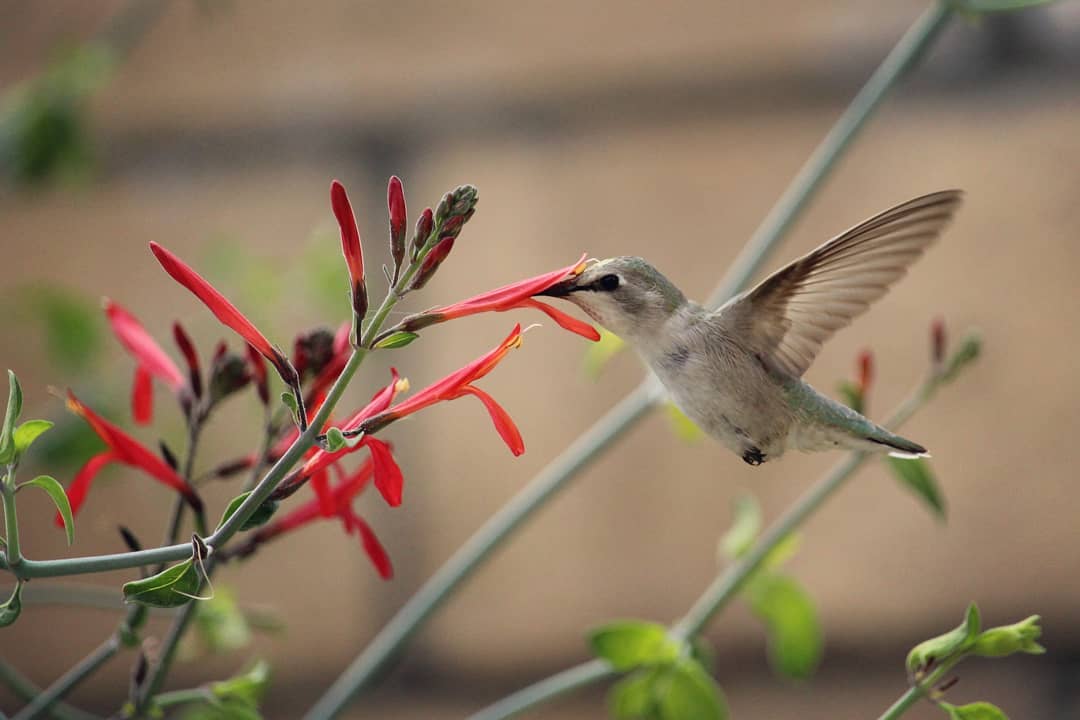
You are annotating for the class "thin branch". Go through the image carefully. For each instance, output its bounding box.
[0,658,102,720]
[12,637,119,720]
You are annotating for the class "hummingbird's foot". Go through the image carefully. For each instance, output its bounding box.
[741,447,766,466]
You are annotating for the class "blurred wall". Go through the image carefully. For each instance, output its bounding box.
[2,2,1080,718]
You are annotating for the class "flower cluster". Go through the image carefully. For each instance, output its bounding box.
[57,176,598,579]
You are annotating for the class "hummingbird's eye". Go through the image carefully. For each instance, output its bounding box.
[597,274,620,292]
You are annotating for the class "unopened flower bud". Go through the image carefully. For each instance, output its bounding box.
[208,343,251,405]
[906,603,981,674]
[408,237,455,291]
[857,349,874,396]
[411,207,434,260]
[292,328,336,380]
[388,176,407,275]
[971,615,1045,658]
[931,317,947,366]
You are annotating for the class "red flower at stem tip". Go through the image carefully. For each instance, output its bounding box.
[59,391,202,525]
[252,457,392,579]
[365,324,527,456]
[104,299,186,425]
[330,180,368,323]
[394,255,600,341]
[149,241,293,385]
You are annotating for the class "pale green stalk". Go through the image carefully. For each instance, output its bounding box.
[304,4,954,717]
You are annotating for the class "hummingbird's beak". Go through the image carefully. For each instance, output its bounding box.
[535,277,581,298]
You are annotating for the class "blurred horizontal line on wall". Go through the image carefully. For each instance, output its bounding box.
[93,14,1080,179]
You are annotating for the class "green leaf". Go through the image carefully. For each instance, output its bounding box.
[217,492,277,533]
[747,573,822,679]
[21,475,73,545]
[664,403,705,444]
[374,331,419,350]
[191,587,252,655]
[123,559,202,608]
[13,419,53,455]
[588,620,680,671]
[657,659,728,720]
[609,669,660,719]
[907,603,981,673]
[972,615,1045,658]
[836,380,863,414]
[886,457,946,520]
[0,370,23,464]
[179,698,262,720]
[719,495,761,560]
[940,701,1010,720]
[324,427,346,452]
[761,532,802,571]
[279,391,299,423]
[583,328,625,379]
[0,582,22,627]
[211,659,270,705]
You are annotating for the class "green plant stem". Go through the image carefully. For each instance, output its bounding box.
[877,659,958,720]
[0,658,101,720]
[149,687,211,709]
[468,373,944,720]
[158,418,205,569]
[1,471,21,571]
[304,4,954,718]
[12,637,119,720]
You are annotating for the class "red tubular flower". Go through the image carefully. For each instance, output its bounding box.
[330,180,368,324]
[364,325,527,455]
[149,242,293,385]
[60,391,202,523]
[251,457,392,578]
[393,255,600,341]
[388,176,407,275]
[104,299,186,425]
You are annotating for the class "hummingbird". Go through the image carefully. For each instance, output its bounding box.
[538,190,963,466]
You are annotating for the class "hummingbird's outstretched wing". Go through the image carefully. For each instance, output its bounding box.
[718,190,963,377]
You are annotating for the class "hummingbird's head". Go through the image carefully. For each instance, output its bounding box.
[536,256,686,340]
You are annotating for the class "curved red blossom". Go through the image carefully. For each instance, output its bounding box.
[392,255,599,341]
[251,457,392,578]
[104,299,185,424]
[59,391,202,524]
[364,325,527,455]
[149,242,293,384]
[331,180,368,323]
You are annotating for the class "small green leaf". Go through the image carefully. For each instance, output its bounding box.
[0,582,22,627]
[325,427,346,452]
[0,370,23,464]
[719,495,761,560]
[123,559,201,608]
[657,659,728,720]
[907,603,981,673]
[21,475,74,545]
[374,331,419,350]
[747,573,822,679]
[583,328,625,379]
[280,391,299,423]
[191,587,252,655]
[13,419,53,455]
[836,380,863,413]
[609,669,660,719]
[940,701,1010,720]
[972,615,1045,658]
[588,620,680,671]
[211,659,270,705]
[886,457,946,520]
[217,492,277,533]
[941,332,981,384]
[664,403,705,444]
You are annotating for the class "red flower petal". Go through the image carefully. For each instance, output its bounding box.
[149,242,292,382]
[458,386,524,456]
[310,468,334,517]
[348,510,393,579]
[61,451,117,521]
[519,298,601,341]
[104,300,185,390]
[330,180,367,319]
[132,366,154,425]
[366,438,403,507]
[66,391,203,515]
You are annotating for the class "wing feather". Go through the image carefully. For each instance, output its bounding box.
[720,190,963,377]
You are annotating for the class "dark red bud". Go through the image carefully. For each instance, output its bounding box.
[409,237,455,291]
[246,344,269,406]
[172,322,203,399]
[292,328,336,379]
[857,349,874,395]
[388,176,407,274]
[411,207,434,260]
[208,346,251,405]
[931,317,946,366]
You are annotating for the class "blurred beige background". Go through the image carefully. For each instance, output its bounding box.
[3,1,1080,718]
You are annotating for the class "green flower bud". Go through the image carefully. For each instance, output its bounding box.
[906,603,981,673]
[971,615,1045,658]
